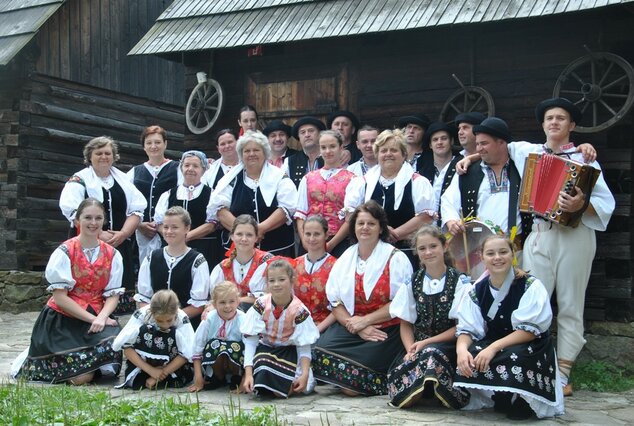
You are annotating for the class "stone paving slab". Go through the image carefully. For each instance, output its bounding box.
[2,312,633,425]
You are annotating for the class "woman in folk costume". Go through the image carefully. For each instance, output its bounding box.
[207,130,298,258]
[59,136,146,313]
[294,214,337,333]
[344,129,436,269]
[113,289,195,389]
[136,206,210,329]
[240,258,320,397]
[452,235,563,419]
[154,150,216,267]
[12,198,123,384]
[295,130,355,257]
[387,225,470,409]
[312,201,413,396]
[127,125,181,262]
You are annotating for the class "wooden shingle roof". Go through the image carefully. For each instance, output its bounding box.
[129,0,634,55]
[0,0,65,66]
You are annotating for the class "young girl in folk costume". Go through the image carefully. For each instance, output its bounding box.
[12,198,123,384]
[136,206,210,329]
[113,290,195,389]
[240,259,320,398]
[387,225,471,409]
[294,215,337,333]
[453,235,563,419]
[190,281,245,392]
[295,130,356,257]
[208,214,272,310]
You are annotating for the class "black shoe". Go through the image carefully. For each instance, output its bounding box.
[492,392,513,414]
[229,375,242,390]
[507,396,535,420]
[204,375,227,390]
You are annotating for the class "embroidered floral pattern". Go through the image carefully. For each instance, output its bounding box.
[312,350,387,396]
[202,338,244,372]
[294,256,336,323]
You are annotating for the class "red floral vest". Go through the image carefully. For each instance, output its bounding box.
[260,294,309,343]
[294,255,336,323]
[220,249,271,297]
[47,237,115,316]
[353,257,400,328]
[305,169,355,236]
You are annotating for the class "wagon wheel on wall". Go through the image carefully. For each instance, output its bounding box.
[554,52,634,133]
[186,74,224,135]
[440,75,495,146]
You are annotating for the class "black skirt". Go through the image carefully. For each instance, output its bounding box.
[16,306,122,383]
[253,344,298,397]
[312,323,402,395]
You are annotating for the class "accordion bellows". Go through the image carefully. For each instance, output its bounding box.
[519,153,601,227]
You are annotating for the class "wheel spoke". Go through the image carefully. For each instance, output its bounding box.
[204,105,219,112]
[601,74,627,91]
[597,61,615,86]
[449,102,461,114]
[203,110,211,124]
[602,92,628,99]
[560,89,584,95]
[580,101,590,114]
[590,58,597,85]
[598,99,617,116]
[196,113,204,128]
[190,110,200,121]
[469,95,484,111]
[592,103,597,127]
[204,91,218,103]
[570,71,587,86]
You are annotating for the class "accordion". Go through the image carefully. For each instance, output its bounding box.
[519,153,600,227]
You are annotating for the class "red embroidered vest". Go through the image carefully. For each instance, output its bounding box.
[47,237,115,316]
[294,255,336,323]
[220,249,271,297]
[305,169,355,236]
[261,294,307,343]
[353,258,400,328]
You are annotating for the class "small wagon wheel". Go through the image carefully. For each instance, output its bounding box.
[554,52,634,133]
[186,78,224,135]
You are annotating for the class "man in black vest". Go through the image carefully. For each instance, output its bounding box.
[284,116,325,187]
[397,113,434,174]
[441,117,528,240]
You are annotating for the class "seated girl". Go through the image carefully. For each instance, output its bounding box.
[136,206,210,329]
[240,258,320,398]
[452,235,564,419]
[294,215,337,333]
[387,225,470,409]
[113,289,194,389]
[190,281,245,392]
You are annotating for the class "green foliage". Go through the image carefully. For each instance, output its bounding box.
[571,361,634,393]
[0,382,287,426]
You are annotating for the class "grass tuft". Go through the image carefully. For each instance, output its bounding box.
[571,361,634,393]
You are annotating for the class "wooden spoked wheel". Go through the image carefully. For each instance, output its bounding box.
[554,52,634,133]
[440,86,495,124]
[186,79,224,135]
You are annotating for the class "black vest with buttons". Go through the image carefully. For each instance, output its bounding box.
[167,184,212,229]
[133,161,179,222]
[287,151,324,187]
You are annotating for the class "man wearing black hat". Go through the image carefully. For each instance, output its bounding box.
[397,113,434,175]
[328,110,362,164]
[284,116,326,187]
[420,122,463,223]
[441,117,527,240]
[506,98,615,396]
[455,112,486,157]
[263,119,298,168]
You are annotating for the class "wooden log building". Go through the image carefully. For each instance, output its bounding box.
[130,0,634,322]
[0,0,186,271]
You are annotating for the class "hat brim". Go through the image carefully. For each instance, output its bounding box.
[472,124,511,142]
[292,117,326,139]
[397,116,429,129]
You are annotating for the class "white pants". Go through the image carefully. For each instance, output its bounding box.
[523,221,596,362]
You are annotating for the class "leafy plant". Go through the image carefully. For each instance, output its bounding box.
[571,361,634,392]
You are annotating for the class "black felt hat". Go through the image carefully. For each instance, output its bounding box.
[473,117,511,142]
[263,119,292,137]
[327,110,360,130]
[291,116,326,140]
[455,112,486,126]
[535,97,582,124]
[422,122,456,147]
[397,114,431,130]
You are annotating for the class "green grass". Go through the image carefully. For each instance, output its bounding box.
[0,381,288,425]
[571,361,634,393]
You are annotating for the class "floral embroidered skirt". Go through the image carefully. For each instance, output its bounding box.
[201,338,245,378]
[14,306,121,383]
[453,335,558,407]
[387,342,470,409]
[252,344,314,397]
[118,324,193,389]
[312,323,402,396]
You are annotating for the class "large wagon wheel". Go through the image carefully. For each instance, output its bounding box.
[186,74,224,135]
[554,52,634,133]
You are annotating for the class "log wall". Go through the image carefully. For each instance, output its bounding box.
[0,73,185,271]
[184,7,633,321]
